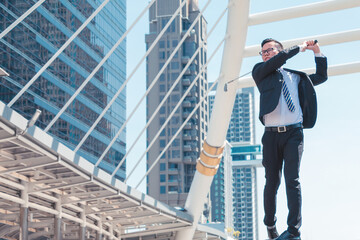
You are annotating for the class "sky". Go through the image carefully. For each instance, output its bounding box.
[125,1,360,239]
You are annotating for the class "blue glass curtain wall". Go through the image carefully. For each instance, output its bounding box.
[0,0,127,178]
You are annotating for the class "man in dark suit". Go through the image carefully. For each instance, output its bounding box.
[252,38,327,240]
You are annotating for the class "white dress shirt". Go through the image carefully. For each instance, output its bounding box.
[264,68,303,127]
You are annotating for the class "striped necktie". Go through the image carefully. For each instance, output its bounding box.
[279,70,295,112]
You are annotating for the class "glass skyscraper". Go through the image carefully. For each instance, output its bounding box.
[0,0,127,179]
[145,0,209,208]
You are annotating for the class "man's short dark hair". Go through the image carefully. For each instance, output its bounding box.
[261,38,283,50]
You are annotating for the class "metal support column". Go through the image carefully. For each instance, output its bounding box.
[109,223,114,240]
[19,207,28,240]
[54,217,62,240]
[96,215,103,240]
[79,226,86,240]
[97,232,103,240]
[20,182,29,240]
[54,194,62,240]
[79,207,86,240]
[175,0,250,239]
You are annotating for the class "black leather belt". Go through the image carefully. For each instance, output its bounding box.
[265,123,303,133]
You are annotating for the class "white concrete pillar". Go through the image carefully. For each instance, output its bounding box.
[175,0,250,239]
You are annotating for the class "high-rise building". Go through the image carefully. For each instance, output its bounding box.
[209,87,256,144]
[209,87,259,239]
[231,143,261,240]
[145,0,208,208]
[210,141,233,229]
[0,0,127,179]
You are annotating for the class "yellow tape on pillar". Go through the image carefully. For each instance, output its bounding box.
[199,151,221,166]
[196,150,222,176]
[196,140,224,176]
[196,161,218,176]
[202,140,224,156]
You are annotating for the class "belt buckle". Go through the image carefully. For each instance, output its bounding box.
[277,126,286,133]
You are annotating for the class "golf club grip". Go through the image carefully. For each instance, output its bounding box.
[306,40,318,46]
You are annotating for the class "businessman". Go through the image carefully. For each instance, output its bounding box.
[252,38,328,240]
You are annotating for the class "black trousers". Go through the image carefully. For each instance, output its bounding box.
[262,127,304,235]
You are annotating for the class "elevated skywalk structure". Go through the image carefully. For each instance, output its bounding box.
[0,101,227,239]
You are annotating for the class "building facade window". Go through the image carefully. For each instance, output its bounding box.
[160,163,166,171]
[160,174,166,182]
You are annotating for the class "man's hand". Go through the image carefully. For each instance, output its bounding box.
[299,41,308,52]
[305,40,320,54]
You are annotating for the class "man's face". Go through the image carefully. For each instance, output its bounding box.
[261,41,280,62]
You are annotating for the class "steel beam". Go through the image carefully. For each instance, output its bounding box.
[63,189,110,199]
[235,62,360,89]
[0,156,50,168]
[29,179,90,194]
[309,61,360,76]
[0,225,18,238]
[62,193,118,205]
[248,0,360,26]
[243,29,360,57]
[0,161,55,175]
[86,203,139,215]
[0,136,17,143]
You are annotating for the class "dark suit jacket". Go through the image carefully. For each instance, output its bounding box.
[252,45,328,129]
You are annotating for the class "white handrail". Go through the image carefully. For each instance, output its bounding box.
[248,0,360,26]
[243,29,360,57]
[235,61,360,90]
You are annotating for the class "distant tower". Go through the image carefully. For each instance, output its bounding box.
[210,87,256,143]
[209,87,259,239]
[210,141,234,228]
[145,0,208,208]
[231,143,261,240]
